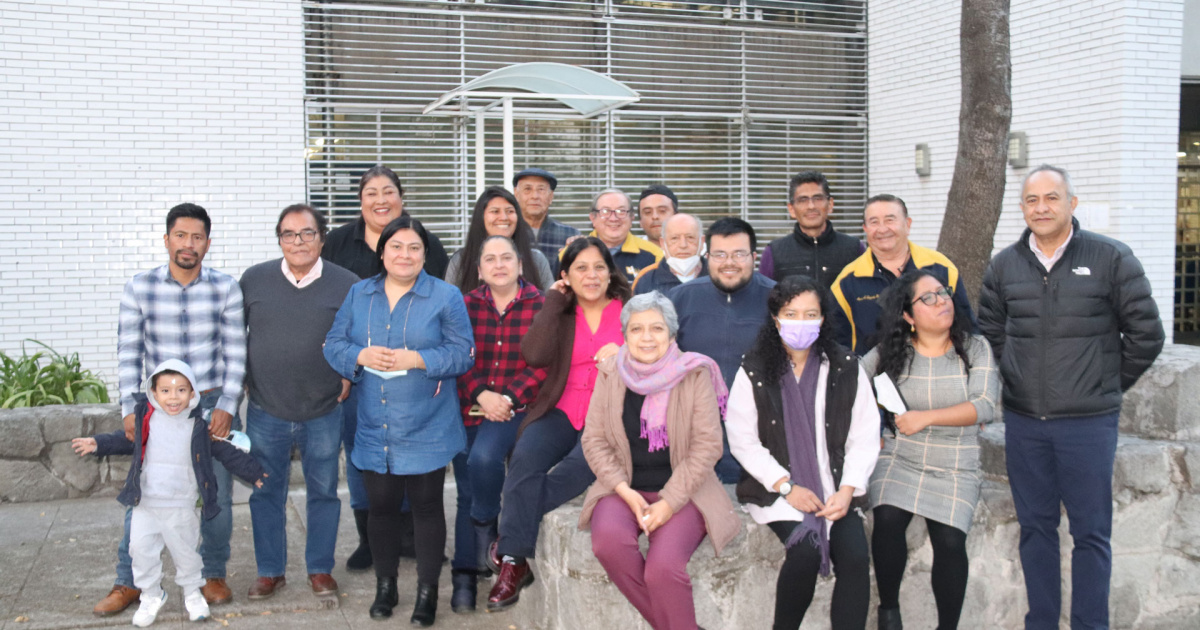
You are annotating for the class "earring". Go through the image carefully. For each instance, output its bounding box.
[910,323,915,334]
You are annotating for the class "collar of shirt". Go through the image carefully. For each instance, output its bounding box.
[1029,227,1074,271]
[281,257,324,289]
[153,264,211,288]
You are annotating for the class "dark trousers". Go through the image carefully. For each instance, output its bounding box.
[363,468,446,585]
[871,505,969,630]
[1005,409,1119,630]
[768,513,870,630]
[496,409,595,559]
[450,414,522,570]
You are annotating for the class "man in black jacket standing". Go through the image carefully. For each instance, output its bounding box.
[978,164,1164,630]
[758,170,863,287]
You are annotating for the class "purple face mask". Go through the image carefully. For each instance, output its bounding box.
[778,318,823,350]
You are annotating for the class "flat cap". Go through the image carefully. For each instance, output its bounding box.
[513,168,558,190]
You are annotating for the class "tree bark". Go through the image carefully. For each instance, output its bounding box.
[937,0,1012,305]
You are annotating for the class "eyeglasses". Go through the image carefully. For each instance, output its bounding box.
[279,229,319,244]
[709,250,752,262]
[912,287,952,306]
[590,208,630,218]
[792,194,829,206]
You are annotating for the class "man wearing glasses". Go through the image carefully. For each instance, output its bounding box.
[830,194,976,355]
[759,171,864,287]
[669,217,776,483]
[237,204,359,603]
[578,188,663,281]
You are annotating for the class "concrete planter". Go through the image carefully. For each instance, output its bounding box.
[0,404,125,503]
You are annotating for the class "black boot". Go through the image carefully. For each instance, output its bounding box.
[369,577,398,620]
[410,582,438,627]
[473,518,499,576]
[878,606,903,630]
[346,509,372,572]
[450,570,476,614]
[397,509,417,559]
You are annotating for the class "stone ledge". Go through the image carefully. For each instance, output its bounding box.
[1121,344,1200,441]
[0,404,125,503]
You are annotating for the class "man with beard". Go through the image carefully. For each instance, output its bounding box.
[831,194,975,355]
[668,217,775,483]
[94,203,247,617]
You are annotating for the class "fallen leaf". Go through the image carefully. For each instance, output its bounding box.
[14,616,30,622]
[260,611,272,616]
[217,620,229,627]
[73,594,80,599]
[68,538,76,542]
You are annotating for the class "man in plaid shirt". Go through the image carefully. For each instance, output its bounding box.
[513,168,580,275]
[94,203,247,618]
[449,235,548,612]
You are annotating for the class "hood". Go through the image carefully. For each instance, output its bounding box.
[142,359,201,416]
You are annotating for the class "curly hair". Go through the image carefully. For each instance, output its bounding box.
[748,276,840,384]
[873,269,973,382]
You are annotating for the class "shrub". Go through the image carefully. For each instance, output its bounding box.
[0,340,111,408]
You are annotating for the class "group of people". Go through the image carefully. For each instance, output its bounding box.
[77,162,1164,630]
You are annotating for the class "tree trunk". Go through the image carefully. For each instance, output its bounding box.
[937,0,1012,305]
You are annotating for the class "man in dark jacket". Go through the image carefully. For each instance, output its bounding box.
[978,164,1164,630]
[759,170,864,288]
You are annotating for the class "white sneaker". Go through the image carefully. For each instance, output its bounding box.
[131,590,167,627]
[184,590,210,622]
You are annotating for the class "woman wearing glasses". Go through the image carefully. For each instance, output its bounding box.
[861,270,998,630]
[323,215,474,626]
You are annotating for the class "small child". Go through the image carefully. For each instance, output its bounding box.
[73,359,267,627]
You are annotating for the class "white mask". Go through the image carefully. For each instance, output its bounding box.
[664,238,704,279]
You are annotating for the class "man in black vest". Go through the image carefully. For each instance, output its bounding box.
[759,171,863,288]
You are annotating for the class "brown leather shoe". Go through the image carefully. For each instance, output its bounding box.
[93,585,141,617]
[247,576,286,600]
[201,577,233,606]
[308,573,338,596]
[486,561,534,612]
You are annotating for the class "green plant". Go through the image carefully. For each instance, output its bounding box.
[0,340,111,408]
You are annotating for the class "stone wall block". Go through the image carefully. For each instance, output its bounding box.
[86,404,123,435]
[38,405,84,444]
[0,410,48,458]
[1165,493,1200,561]
[1113,439,1178,498]
[0,460,68,502]
[1121,345,1200,441]
[46,442,99,494]
[1181,443,1200,491]
[979,424,1007,478]
[1112,493,1178,554]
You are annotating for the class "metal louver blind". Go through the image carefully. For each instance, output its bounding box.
[303,0,867,252]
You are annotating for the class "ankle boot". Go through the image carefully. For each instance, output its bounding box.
[878,606,903,630]
[451,570,476,614]
[347,509,372,572]
[473,519,499,576]
[410,582,438,627]
[369,577,398,620]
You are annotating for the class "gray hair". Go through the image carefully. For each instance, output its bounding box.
[620,291,679,339]
[1023,164,1075,198]
[590,188,633,214]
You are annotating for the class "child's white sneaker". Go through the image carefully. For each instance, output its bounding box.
[184,590,210,622]
[131,590,167,627]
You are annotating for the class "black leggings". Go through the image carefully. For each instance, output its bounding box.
[363,468,446,584]
[872,504,969,630]
[768,513,870,630]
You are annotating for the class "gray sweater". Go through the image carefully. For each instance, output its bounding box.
[239,259,359,421]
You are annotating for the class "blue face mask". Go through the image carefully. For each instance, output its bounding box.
[218,430,252,454]
[778,318,823,350]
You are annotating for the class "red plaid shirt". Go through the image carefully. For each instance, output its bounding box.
[458,280,548,427]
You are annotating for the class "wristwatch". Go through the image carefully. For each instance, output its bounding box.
[778,481,794,496]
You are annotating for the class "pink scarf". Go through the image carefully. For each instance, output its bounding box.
[616,342,729,452]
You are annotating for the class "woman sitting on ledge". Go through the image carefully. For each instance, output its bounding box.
[578,291,741,630]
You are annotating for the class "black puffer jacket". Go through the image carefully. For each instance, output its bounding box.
[977,219,1163,419]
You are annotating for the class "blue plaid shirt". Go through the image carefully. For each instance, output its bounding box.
[533,217,581,272]
[117,265,246,417]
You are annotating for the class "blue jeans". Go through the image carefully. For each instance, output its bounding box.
[450,414,523,570]
[1005,409,1119,630]
[341,386,368,511]
[496,409,595,559]
[116,390,239,587]
[246,401,342,577]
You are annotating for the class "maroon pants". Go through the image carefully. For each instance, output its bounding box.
[590,491,708,630]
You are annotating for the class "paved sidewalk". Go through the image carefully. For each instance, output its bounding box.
[0,484,532,630]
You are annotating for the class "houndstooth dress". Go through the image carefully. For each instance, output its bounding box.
[862,335,999,533]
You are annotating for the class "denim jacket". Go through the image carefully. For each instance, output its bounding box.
[324,271,475,475]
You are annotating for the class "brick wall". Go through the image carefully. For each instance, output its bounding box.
[0,0,305,393]
[868,0,1183,334]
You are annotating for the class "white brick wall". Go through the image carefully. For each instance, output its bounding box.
[0,0,304,395]
[868,0,1183,335]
